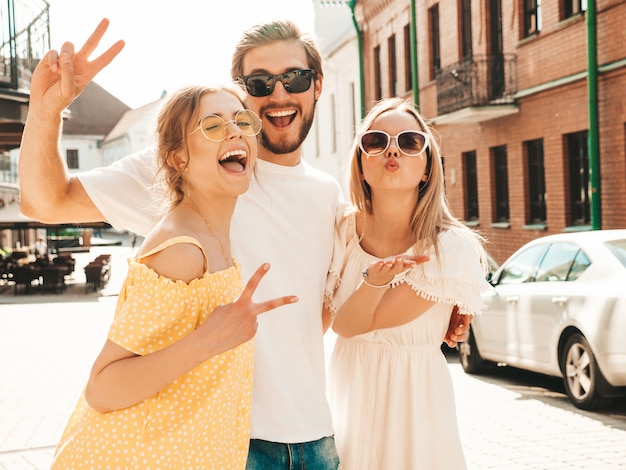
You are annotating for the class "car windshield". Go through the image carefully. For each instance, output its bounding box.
[496,244,547,285]
[605,239,626,268]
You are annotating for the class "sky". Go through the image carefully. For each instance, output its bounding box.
[46,0,316,108]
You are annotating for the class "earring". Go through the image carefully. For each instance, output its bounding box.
[419,173,430,194]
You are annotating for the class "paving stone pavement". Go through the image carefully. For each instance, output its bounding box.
[2,244,626,469]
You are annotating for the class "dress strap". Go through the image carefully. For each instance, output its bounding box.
[135,236,209,271]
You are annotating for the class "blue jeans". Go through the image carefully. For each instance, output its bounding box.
[246,436,340,470]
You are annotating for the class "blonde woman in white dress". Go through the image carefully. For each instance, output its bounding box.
[325,98,492,469]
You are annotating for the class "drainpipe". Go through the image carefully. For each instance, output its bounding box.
[409,0,419,106]
[587,0,601,229]
[349,0,366,119]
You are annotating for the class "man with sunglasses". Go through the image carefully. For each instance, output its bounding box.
[21,18,341,469]
[20,18,470,469]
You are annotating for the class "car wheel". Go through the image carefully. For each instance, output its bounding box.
[561,333,613,410]
[458,329,488,374]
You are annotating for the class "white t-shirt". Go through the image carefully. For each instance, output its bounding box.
[78,146,343,443]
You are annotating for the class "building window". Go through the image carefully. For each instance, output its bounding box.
[563,0,586,19]
[374,45,382,101]
[523,0,541,37]
[0,152,13,183]
[388,34,397,97]
[404,24,412,92]
[350,81,357,137]
[330,93,337,154]
[463,151,479,221]
[0,153,10,172]
[566,131,590,226]
[525,139,546,224]
[429,4,441,80]
[492,145,509,222]
[460,0,473,60]
[66,149,79,169]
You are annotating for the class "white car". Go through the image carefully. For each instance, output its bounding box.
[459,229,626,410]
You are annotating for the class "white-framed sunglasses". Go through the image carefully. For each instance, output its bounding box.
[358,130,430,157]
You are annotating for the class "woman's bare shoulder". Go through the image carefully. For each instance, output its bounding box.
[137,213,206,283]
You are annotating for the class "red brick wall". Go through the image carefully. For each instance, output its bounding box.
[355,0,626,263]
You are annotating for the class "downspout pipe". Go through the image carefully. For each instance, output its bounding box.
[409,0,419,106]
[587,0,601,229]
[349,0,366,119]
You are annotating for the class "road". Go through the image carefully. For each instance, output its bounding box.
[1,244,625,469]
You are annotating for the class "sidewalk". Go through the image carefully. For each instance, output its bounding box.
[0,244,132,470]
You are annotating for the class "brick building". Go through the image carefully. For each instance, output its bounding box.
[351,0,626,263]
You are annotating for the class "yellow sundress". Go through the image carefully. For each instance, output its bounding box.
[52,236,254,469]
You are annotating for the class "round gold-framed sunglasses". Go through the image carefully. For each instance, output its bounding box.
[190,109,262,142]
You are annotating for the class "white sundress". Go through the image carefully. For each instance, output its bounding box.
[325,210,491,470]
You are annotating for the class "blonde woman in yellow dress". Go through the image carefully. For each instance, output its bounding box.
[28,36,299,467]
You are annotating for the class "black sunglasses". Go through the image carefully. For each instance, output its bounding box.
[238,69,317,97]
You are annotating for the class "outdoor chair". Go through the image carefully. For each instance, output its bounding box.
[40,266,67,294]
[11,265,39,295]
[84,264,109,292]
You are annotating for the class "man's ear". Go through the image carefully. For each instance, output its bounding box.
[314,73,323,101]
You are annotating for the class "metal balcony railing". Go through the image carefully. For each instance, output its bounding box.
[0,0,50,90]
[436,54,517,116]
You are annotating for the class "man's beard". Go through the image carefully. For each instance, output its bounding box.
[259,101,317,155]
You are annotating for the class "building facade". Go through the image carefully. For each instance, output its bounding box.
[59,81,131,173]
[305,1,362,195]
[352,0,626,263]
[0,0,50,251]
[1,1,129,253]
